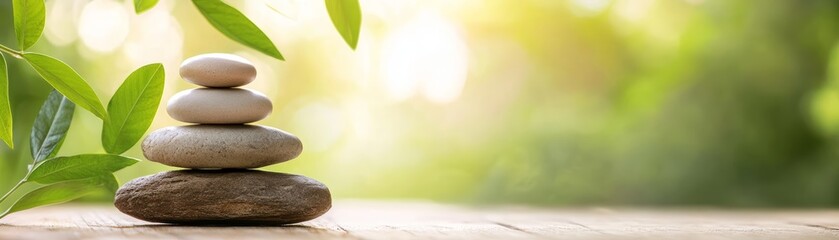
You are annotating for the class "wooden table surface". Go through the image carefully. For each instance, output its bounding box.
[2,201,839,240]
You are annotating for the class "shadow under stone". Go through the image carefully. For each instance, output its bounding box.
[120,223,319,228]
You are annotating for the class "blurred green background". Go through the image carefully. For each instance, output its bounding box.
[3,0,839,207]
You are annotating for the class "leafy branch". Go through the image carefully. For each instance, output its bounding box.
[0,0,364,218]
[0,44,23,59]
[0,62,164,218]
[136,0,363,59]
[0,0,365,149]
[0,0,109,149]
[0,91,142,218]
[0,0,166,218]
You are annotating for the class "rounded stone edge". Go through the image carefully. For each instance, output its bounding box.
[141,125,303,169]
[114,171,332,225]
[165,88,273,124]
[179,53,257,88]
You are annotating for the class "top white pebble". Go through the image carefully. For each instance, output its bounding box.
[179,53,257,88]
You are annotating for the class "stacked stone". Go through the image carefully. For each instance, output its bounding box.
[114,54,331,225]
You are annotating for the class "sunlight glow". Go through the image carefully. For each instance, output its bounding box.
[45,0,85,46]
[380,11,469,103]
[78,0,130,53]
[123,6,183,77]
[614,0,656,23]
[569,0,611,16]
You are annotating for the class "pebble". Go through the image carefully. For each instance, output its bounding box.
[167,88,272,124]
[114,170,332,225]
[180,53,257,88]
[142,125,302,169]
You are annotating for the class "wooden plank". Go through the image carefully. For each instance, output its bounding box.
[325,201,542,239]
[2,201,839,239]
[481,208,839,240]
[0,205,350,240]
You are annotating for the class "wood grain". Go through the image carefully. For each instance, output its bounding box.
[1,201,839,239]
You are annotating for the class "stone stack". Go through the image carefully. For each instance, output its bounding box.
[114,54,331,225]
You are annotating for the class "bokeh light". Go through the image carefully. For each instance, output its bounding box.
[3,0,839,207]
[381,10,468,103]
[77,0,130,53]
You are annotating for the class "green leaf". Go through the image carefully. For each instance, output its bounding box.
[1,175,117,217]
[12,0,45,50]
[46,134,66,160]
[133,0,159,14]
[27,154,138,184]
[0,54,13,148]
[102,64,165,154]
[23,53,108,120]
[325,0,362,50]
[192,0,284,60]
[30,90,75,162]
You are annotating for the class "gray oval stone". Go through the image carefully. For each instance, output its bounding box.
[180,53,257,88]
[115,170,331,225]
[142,125,302,169]
[167,88,272,124]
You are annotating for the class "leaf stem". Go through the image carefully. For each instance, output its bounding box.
[0,180,25,204]
[0,44,23,59]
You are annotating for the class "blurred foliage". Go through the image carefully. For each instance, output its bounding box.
[3,0,839,207]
